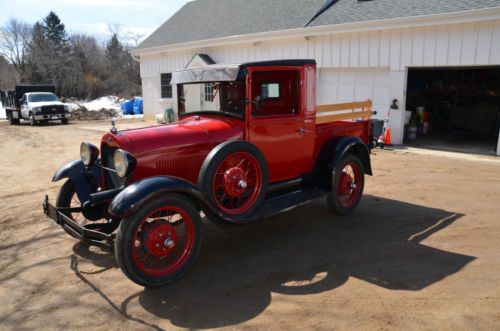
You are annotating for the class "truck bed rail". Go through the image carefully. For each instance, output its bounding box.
[316,99,373,124]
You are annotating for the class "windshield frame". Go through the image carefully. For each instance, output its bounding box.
[177,80,247,121]
[28,93,59,103]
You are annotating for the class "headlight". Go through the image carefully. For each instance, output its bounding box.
[113,149,137,178]
[80,142,99,166]
[64,105,69,111]
[32,107,41,113]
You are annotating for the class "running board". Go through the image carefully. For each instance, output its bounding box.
[253,188,328,221]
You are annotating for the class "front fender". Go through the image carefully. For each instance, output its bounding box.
[109,176,214,218]
[52,159,101,203]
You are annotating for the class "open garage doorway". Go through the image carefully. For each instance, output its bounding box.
[405,67,500,156]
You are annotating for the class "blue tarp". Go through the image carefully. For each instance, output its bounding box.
[121,97,143,115]
[133,97,143,115]
[121,99,134,115]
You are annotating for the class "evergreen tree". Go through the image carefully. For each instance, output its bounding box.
[43,11,67,45]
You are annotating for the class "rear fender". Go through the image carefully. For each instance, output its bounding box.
[52,159,101,203]
[108,176,230,221]
[331,136,372,176]
[316,136,372,189]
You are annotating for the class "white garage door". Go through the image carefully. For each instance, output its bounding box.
[318,68,391,119]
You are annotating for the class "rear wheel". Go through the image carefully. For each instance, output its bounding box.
[115,194,202,288]
[326,154,365,215]
[8,112,20,125]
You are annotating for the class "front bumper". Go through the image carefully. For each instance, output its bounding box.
[43,195,115,251]
[34,113,71,121]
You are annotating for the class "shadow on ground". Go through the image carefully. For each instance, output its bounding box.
[73,195,475,329]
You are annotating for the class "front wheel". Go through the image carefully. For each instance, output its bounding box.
[61,118,69,125]
[326,154,365,216]
[29,112,37,126]
[115,194,202,288]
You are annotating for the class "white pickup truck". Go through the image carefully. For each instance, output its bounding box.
[0,85,71,126]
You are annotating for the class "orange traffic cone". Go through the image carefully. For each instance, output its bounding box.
[385,128,391,145]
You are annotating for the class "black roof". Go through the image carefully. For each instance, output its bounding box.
[241,59,316,68]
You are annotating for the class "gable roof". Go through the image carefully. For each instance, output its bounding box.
[136,0,500,51]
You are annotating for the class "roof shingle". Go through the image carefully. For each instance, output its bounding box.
[136,0,500,51]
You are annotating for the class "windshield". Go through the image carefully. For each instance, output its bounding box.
[28,93,59,102]
[177,81,246,119]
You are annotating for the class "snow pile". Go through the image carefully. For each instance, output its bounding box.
[82,96,122,112]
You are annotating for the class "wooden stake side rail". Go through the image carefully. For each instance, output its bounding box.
[316,100,373,124]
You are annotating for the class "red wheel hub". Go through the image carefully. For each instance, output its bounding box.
[336,162,362,208]
[213,152,263,215]
[143,222,177,257]
[223,167,248,197]
[132,206,195,277]
[339,172,354,196]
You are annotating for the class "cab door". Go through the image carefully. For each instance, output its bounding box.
[247,68,311,183]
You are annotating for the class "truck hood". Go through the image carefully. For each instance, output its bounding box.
[28,101,65,107]
[105,115,244,157]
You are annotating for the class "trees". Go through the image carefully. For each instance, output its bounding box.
[0,18,32,82]
[2,11,141,99]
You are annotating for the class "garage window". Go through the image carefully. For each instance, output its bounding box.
[161,73,172,99]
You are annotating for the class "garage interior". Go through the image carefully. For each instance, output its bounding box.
[405,67,500,155]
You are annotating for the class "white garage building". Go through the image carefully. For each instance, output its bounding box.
[133,0,500,155]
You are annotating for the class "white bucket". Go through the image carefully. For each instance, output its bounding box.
[407,126,418,140]
[404,110,412,125]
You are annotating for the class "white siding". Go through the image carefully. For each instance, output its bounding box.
[318,68,391,119]
[140,19,500,144]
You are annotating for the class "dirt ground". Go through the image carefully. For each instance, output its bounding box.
[0,119,499,330]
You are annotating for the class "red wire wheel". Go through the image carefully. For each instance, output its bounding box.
[115,194,202,287]
[212,152,263,215]
[131,206,195,277]
[327,154,365,215]
[199,141,268,222]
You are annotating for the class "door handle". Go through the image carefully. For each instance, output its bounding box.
[297,128,306,135]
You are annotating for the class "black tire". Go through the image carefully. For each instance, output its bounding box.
[326,154,365,216]
[61,118,69,125]
[29,112,37,126]
[115,194,202,288]
[56,180,87,240]
[198,140,268,223]
[8,112,20,125]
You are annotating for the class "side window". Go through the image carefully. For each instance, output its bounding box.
[252,70,299,117]
[204,83,214,102]
[161,73,172,99]
[261,82,280,99]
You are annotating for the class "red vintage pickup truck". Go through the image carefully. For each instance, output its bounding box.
[43,60,374,287]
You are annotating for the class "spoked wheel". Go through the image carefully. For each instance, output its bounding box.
[213,152,262,215]
[199,141,268,223]
[115,194,202,287]
[326,154,365,215]
[56,180,89,239]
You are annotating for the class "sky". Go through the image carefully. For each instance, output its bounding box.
[0,0,191,44]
